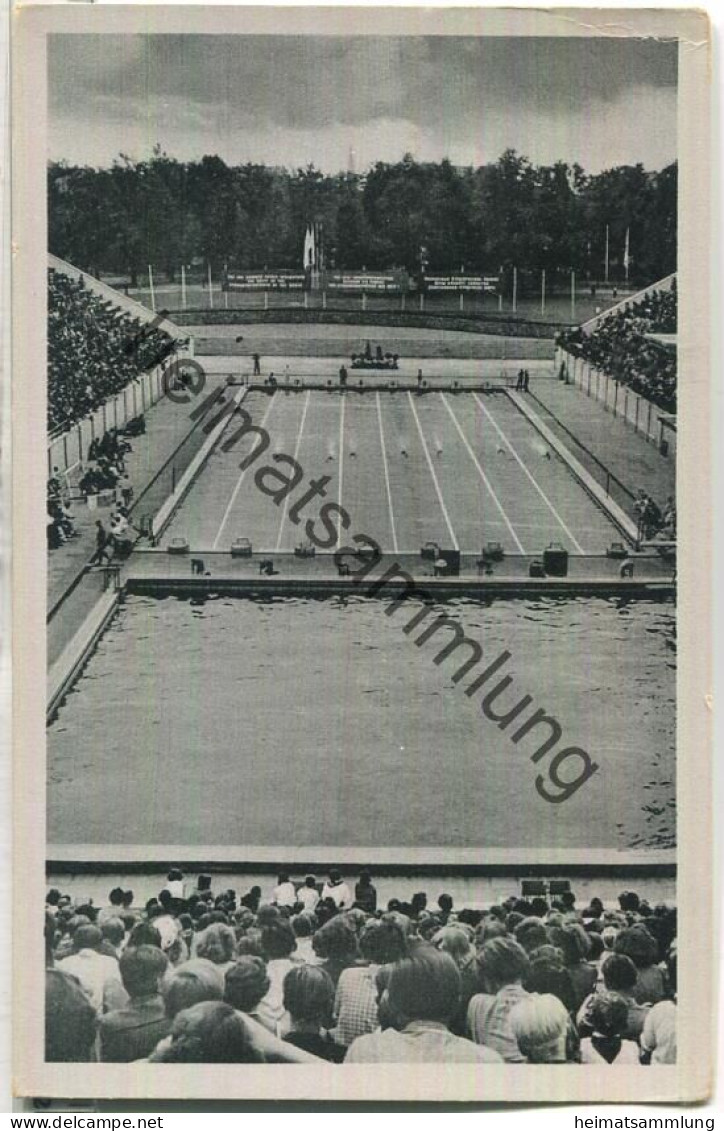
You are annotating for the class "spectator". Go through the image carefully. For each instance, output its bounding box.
[272,872,297,909]
[431,926,480,1036]
[195,924,236,975]
[549,923,597,1013]
[524,945,577,1015]
[56,924,125,1013]
[45,969,98,1062]
[467,937,531,1062]
[346,945,502,1063]
[258,920,299,1033]
[290,912,318,965]
[579,992,640,1064]
[99,918,126,960]
[615,925,666,1004]
[333,915,408,1048]
[640,951,677,1064]
[224,956,275,1033]
[298,876,320,914]
[321,870,351,910]
[149,1001,264,1063]
[509,993,572,1064]
[283,966,345,1062]
[163,959,225,1019]
[312,916,359,988]
[578,954,650,1041]
[354,871,377,914]
[99,945,170,1062]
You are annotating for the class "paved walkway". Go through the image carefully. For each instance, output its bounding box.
[47,373,228,661]
[528,378,676,506]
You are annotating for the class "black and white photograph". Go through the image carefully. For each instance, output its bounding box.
[11,5,713,1104]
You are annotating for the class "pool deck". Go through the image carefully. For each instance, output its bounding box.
[124,546,673,598]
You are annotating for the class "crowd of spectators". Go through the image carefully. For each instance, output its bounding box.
[46,426,139,553]
[48,268,176,433]
[558,283,677,413]
[45,871,677,1066]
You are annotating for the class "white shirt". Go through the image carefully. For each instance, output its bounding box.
[298,886,320,912]
[57,949,123,1013]
[321,881,351,909]
[346,1020,503,1064]
[273,882,297,907]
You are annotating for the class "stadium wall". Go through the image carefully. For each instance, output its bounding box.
[171,306,561,341]
[47,361,172,476]
[554,346,677,457]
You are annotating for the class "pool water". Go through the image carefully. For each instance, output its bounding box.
[47,594,675,853]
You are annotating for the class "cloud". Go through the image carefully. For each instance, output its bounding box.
[48,34,677,173]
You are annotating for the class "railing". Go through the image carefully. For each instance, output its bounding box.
[554,346,676,458]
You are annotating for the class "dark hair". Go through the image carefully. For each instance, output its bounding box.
[277,872,290,885]
[550,923,592,966]
[530,897,549,918]
[514,917,549,955]
[590,991,629,1038]
[387,944,461,1024]
[283,965,335,1026]
[359,915,408,965]
[477,937,531,991]
[602,953,638,993]
[46,889,61,907]
[312,916,358,961]
[128,921,162,949]
[45,969,98,1061]
[167,869,184,882]
[304,875,317,888]
[618,890,641,913]
[291,912,316,939]
[119,945,168,997]
[437,893,453,914]
[261,919,296,960]
[587,933,604,962]
[614,925,659,969]
[224,956,270,1012]
[159,1001,263,1063]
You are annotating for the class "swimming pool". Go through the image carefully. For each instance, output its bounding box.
[47,593,675,856]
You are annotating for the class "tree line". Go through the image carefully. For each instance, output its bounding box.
[48,147,677,289]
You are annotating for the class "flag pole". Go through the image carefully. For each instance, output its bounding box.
[181,264,187,310]
[571,269,576,321]
[148,265,156,312]
[604,225,609,284]
[208,262,214,310]
[624,227,630,284]
[512,266,517,314]
[541,269,546,316]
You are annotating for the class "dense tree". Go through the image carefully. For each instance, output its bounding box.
[48,150,677,286]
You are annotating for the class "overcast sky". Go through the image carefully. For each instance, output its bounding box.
[48,34,677,174]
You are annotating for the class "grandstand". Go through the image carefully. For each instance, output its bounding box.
[557,276,677,416]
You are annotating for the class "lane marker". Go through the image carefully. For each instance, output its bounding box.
[212,393,278,549]
[407,392,459,550]
[376,391,399,554]
[472,392,586,554]
[337,393,346,546]
[275,390,311,551]
[439,392,525,553]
